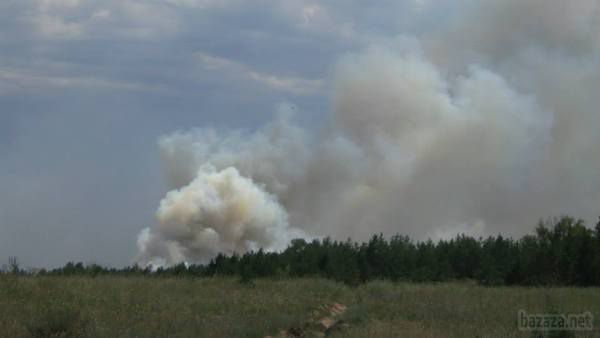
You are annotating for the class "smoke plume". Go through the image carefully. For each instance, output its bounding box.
[137,0,600,266]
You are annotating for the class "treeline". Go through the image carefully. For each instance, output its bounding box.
[32,216,600,286]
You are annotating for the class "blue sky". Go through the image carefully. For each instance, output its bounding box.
[3,0,599,268]
[0,0,440,267]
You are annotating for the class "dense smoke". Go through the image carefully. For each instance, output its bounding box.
[137,0,600,266]
[137,165,305,266]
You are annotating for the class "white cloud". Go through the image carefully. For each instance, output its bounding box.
[163,0,233,9]
[196,52,323,95]
[36,14,84,39]
[0,68,165,95]
[39,0,82,10]
[22,0,182,40]
[90,9,111,21]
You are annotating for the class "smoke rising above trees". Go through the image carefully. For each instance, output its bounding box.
[137,0,600,266]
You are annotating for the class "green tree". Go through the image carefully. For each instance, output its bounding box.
[8,256,19,274]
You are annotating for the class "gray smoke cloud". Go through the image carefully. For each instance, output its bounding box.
[137,0,600,265]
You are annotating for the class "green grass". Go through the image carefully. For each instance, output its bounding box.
[332,281,600,337]
[0,275,599,337]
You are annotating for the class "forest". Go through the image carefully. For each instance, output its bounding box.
[30,216,600,287]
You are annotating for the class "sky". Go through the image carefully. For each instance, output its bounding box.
[0,0,432,267]
[1,0,599,268]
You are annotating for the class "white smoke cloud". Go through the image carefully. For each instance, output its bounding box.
[137,0,600,265]
[137,165,305,266]
[157,108,311,196]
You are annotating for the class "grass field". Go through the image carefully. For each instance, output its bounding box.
[0,275,599,337]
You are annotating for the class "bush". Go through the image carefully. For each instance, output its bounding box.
[25,302,88,337]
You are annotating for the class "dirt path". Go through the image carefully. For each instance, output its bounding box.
[265,302,348,338]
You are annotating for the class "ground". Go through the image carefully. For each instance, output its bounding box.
[0,276,599,337]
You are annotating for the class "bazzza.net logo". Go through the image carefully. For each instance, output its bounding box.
[518,310,593,331]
